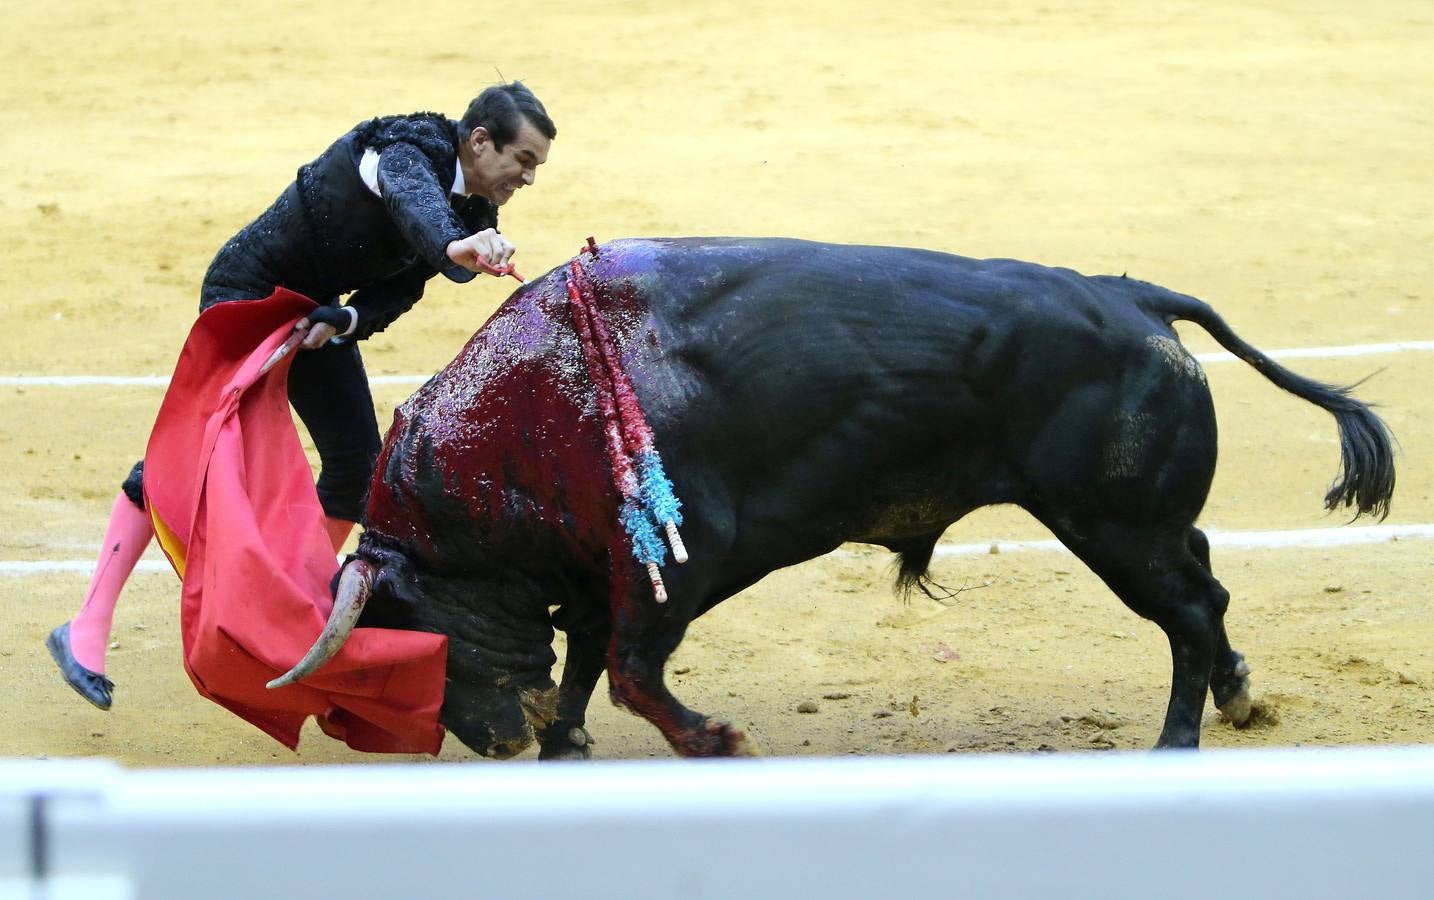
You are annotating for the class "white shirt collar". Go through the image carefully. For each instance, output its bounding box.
[452,157,466,196]
[358,148,467,198]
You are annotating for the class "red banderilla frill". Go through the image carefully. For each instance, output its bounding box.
[565,243,686,602]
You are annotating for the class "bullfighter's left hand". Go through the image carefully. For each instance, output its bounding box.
[296,305,357,349]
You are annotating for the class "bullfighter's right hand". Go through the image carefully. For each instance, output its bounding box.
[446,229,515,273]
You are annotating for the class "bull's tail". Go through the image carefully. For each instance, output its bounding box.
[1140,288,1396,520]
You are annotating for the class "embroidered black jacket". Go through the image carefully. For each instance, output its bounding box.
[200,113,498,340]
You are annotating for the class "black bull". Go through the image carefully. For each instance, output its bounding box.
[303,238,1397,758]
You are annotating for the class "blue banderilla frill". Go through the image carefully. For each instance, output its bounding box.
[565,240,688,602]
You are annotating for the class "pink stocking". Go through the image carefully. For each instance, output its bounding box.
[68,494,154,673]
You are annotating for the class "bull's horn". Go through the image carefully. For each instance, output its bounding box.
[266,558,375,689]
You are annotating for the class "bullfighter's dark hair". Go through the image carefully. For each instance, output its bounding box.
[460,81,557,149]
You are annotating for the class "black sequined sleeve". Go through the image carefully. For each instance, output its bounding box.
[343,264,434,341]
[375,142,470,273]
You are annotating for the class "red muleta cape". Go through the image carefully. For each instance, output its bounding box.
[143,288,447,754]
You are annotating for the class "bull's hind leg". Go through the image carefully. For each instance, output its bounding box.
[1188,527,1254,727]
[1042,516,1232,748]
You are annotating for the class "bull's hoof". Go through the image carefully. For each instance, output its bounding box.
[539,726,595,761]
[728,728,762,757]
[694,719,761,757]
[1215,659,1254,728]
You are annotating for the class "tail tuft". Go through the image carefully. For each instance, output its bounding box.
[1141,287,1397,521]
[1324,399,1396,520]
[892,537,963,603]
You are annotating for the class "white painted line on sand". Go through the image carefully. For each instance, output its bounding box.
[5,524,1430,575]
[0,374,433,388]
[4,341,1432,388]
[928,523,1434,558]
[1193,340,1434,364]
[0,375,433,388]
[2,560,175,575]
[1,375,170,387]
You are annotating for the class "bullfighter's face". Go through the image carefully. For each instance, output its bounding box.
[465,119,550,206]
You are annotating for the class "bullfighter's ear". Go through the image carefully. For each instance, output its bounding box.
[469,126,491,149]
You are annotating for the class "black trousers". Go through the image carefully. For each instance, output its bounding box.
[285,338,383,522]
[123,292,383,523]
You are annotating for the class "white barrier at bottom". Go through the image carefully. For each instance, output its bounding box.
[3,746,1434,899]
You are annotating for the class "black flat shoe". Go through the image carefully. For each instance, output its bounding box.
[45,622,114,711]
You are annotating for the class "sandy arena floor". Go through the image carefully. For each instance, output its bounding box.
[2,0,1431,765]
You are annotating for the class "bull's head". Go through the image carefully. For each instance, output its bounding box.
[269,553,559,758]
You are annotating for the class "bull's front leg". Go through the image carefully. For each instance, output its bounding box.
[537,625,604,760]
[605,600,759,758]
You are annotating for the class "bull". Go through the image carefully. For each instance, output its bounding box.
[272,237,1395,759]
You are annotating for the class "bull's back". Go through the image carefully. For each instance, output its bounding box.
[609,239,1010,454]
[617,240,1218,542]
[611,239,1196,471]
